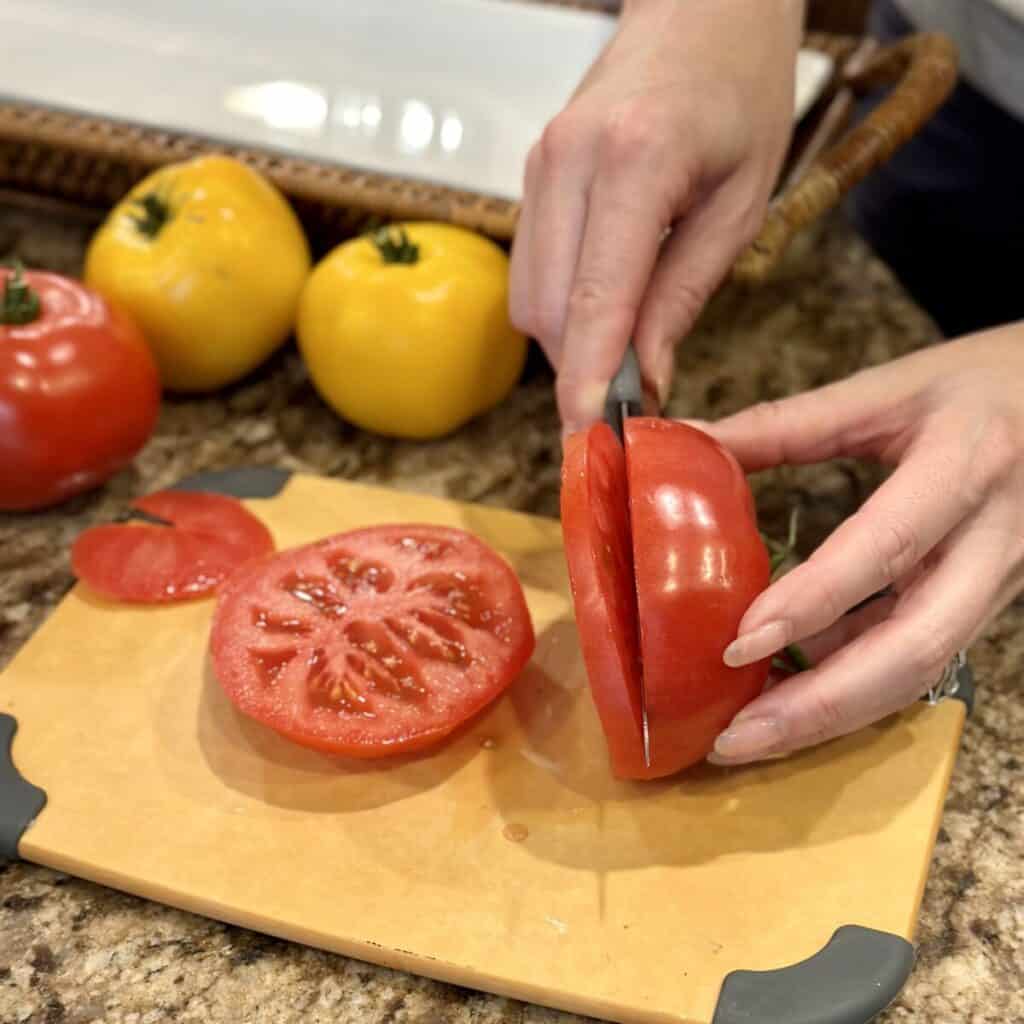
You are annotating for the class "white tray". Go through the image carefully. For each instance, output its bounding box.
[1,0,833,202]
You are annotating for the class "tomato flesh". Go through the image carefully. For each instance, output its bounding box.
[625,419,770,776]
[209,524,535,757]
[561,419,770,780]
[71,490,275,602]
[560,425,647,777]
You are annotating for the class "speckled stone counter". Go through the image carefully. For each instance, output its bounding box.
[0,199,1021,1024]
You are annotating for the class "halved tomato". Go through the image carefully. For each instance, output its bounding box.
[71,490,275,602]
[208,524,535,757]
[626,419,770,776]
[561,419,769,780]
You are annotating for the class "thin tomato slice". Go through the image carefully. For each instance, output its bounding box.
[71,490,275,602]
[208,524,535,757]
[560,424,648,777]
[626,418,770,775]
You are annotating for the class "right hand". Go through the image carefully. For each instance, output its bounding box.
[510,0,805,436]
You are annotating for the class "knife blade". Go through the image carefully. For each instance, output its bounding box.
[603,343,651,767]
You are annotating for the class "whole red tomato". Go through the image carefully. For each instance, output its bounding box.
[0,265,161,511]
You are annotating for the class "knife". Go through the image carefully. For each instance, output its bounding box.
[602,342,651,767]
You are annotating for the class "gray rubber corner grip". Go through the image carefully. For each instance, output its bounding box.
[169,466,292,499]
[952,659,975,715]
[711,925,915,1024]
[0,714,47,862]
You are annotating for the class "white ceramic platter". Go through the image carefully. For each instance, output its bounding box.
[1,0,834,202]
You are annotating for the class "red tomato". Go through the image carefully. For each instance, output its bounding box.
[209,524,536,757]
[71,491,275,602]
[0,266,160,511]
[626,418,770,776]
[561,419,769,780]
[560,424,646,778]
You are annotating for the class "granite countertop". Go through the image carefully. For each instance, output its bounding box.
[0,199,1021,1024]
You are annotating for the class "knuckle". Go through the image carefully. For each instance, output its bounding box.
[967,413,1020,499]
[598,103,658,166]
[661,275,709,333]
[568,276,637,326]
[869,515,921,584]
[801,568,847,628]
[746,399,790,440]
[538,115,578,165]
[796,687,848,742]
[905,624,951,683]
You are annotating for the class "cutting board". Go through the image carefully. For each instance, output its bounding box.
[0,468,968,1024]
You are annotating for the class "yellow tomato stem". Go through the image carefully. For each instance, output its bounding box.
[0,261,41,325]
[371,225,420,265]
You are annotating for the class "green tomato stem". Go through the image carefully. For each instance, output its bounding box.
[371,225,420,265]
[785,643,812,672]
[0,261,41,326]
[129,192,173,240]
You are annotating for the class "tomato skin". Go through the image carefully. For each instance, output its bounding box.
[209,524,535,757]
[626,418,770,776]
[0,269,160,511]
[70,490,275,602]
[560,424,647,778]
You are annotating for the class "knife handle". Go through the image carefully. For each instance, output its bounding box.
[603,343,645,440]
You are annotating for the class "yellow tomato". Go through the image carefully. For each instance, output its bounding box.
[84,155,310,391]
[296,222,527,440]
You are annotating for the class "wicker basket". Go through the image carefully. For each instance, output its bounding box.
[0,15,956,284]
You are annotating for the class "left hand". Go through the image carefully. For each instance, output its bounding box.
[691,323,1024,765]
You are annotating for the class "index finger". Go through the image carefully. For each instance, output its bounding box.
[556,131,690,433]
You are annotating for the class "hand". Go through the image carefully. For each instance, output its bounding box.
[693,323,1024,765]
[510,0,804,436]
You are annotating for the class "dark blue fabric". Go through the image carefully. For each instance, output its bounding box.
[846,0,1024,336]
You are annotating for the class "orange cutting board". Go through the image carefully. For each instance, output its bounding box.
[0,469,965,1024]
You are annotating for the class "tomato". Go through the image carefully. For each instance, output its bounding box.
[71,490,275,602]
[296,223,527,439]
[84,155,311,392]
[209,524,535,757]
[626,418,770,776]
[560,424,646,778]
[0,265,160,512]
[561,418,769,780]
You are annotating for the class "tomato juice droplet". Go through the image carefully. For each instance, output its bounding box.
[503,823,529,843]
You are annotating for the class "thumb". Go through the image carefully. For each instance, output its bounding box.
[686,368,905,472]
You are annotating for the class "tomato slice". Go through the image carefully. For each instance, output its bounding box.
[560,424,647,777]
[208,524,535,757]
[625,419,770,776]
[71,490,275,602]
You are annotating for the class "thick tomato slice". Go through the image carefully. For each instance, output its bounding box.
[625,418,770,776]
[208,524,535,757]
[71,490,275,602]
[560,424,647,777]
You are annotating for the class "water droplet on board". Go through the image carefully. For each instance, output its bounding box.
[503,823,529,843]
[480,737,497,750]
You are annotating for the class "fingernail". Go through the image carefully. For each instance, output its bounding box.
[723,621,788,668]
[707,717,785,764]
[578,380,609,423]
